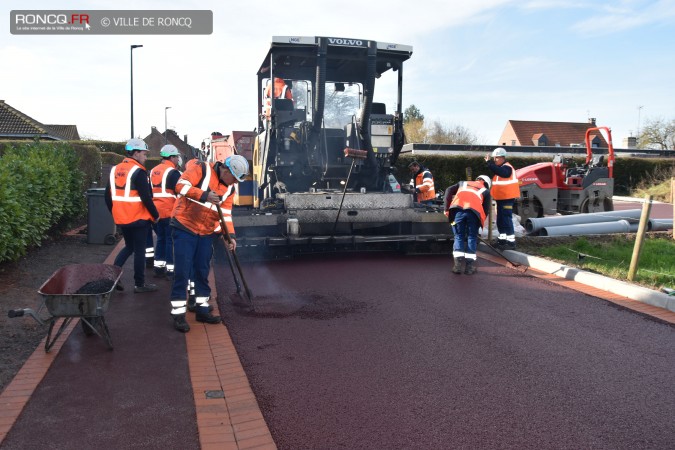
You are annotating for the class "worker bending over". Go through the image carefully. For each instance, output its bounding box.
[169,155,249,332]
[444,175,492,275]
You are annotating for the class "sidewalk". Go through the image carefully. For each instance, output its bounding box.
[0,242,275,450]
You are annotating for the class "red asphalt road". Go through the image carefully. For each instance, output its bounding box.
[613,199,673,220]
[214,249,675,449]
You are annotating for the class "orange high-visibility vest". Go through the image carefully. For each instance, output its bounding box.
[172,161,235,236]
[109,158,153,225]
[263,77,293,118]
[414,169,435,202]
[449,180,488,226]
[491,162,520,200]
[151,160,180,219]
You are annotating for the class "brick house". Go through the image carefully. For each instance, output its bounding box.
[143,126,197,159]
[498,118,608,148]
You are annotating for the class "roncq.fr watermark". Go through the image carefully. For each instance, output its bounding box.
[10,10,212,35]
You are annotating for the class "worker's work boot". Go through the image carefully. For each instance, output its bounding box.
[494,239,506,249]
[503,241,517,250]
[452,257,464,274]
[134,283,158,293]
[195,306,221,324]
[153,267,166,278]
[464,260,477,275]
[187,294,197,312]
[173,314,190,333]
[187,296,213,313]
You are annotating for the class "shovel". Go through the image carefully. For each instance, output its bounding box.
[215,203,254,310]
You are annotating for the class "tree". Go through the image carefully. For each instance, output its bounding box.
[638,117,675,150]
[403,104,424,124]
[426,120,478,145]
[404,119,427,144]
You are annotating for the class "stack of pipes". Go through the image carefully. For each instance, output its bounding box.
[526,209,673,237]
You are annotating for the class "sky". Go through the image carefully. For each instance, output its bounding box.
[1,0,674,148]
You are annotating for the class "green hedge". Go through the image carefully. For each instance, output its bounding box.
[0,142,85,262]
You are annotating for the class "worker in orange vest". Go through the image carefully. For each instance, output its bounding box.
[485,147,520,249]
[150,144,182,278]
[263,77,293,120]
[444,175,492,275]
[408,160,436,205]
[169,155,249,332]
[105,138,160,293]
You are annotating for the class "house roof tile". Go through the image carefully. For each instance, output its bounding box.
[45,124,80,140]
[507,120,608,147]
[0,100,80,140]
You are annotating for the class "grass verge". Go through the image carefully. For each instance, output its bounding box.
[522,234,675,291]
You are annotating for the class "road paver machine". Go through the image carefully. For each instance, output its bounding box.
[233,36,450,259]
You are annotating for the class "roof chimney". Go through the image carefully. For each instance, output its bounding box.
[588,117,596,126]
[184,134,188,144]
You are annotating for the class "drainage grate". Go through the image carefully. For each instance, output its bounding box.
[204,390,225,399]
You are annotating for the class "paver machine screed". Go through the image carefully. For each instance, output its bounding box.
[232,36,450,260]
[514,126,616,224]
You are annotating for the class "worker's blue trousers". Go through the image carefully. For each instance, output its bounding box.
[115,222,151,287]
[170,228,215,301]
[496,199,515,237]
[452,210,480,256]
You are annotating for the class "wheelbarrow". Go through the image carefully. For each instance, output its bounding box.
[8,263,123,352]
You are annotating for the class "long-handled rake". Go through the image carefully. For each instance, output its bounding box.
[215,203,254,310]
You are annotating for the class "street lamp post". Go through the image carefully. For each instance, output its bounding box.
[164,106,171,144]
[637,105,644,142]
[130,44,143,138]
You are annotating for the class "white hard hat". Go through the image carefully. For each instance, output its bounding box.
[225,155,249,182]
[492,147,507,158]
[125,138,148,151]
[160,144,179,157]
[476,175,492,189]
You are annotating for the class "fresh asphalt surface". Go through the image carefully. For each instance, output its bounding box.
[215,248,675,449]
[2,198,672,449]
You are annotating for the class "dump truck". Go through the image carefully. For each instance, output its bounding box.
[231,36,450,260]
[514,126,615,224]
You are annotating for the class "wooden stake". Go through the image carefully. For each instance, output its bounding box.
[627,194,652,281]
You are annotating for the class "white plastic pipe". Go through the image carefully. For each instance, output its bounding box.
[526,209,642,234]
[540,220,638,236]
[648,219,673,231]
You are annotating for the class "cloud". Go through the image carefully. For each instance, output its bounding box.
[571,0,675,35]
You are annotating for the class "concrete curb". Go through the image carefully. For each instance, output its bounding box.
[482,244,675,313]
